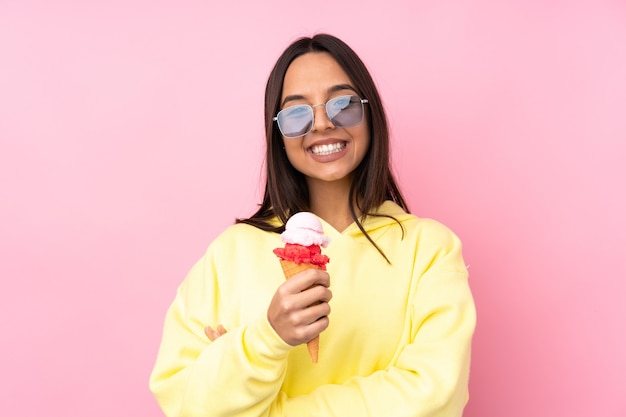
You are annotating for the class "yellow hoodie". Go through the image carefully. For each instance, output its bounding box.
[150,201,476,417]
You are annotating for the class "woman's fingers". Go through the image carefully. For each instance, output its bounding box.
[293,299,331,328]
[268,268,332,346]
[204,325,220,341]
[281,268,330,292]
[205,324,228,341]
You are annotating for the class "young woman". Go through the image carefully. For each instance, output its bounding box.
[150,34,476,417]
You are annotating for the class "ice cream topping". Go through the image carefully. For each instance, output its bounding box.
[279,212,331,247]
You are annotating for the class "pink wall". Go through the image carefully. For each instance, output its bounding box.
[1,1,625,416]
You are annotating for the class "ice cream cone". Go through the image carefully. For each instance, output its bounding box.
[279,259,321,363]
[274,212,330,364]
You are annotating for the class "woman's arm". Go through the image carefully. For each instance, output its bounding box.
[271,225,476,417]
[277,271,474,416]
[149,251,292,417]
[150,240,334,417]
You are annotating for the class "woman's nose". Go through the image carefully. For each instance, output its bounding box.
[311,104,335,133]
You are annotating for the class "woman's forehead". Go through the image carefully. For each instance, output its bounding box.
[281,52,354,99]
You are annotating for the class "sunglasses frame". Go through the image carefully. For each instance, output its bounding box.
[273,95,369,138]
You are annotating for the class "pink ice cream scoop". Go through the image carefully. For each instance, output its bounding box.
[279,212,331,247]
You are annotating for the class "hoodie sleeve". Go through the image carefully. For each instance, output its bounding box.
[271,223,476,417]
[149,243,293,417]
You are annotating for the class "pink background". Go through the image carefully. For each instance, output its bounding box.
[1,1,625,416]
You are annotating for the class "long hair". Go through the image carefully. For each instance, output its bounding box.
[237,34,409,262]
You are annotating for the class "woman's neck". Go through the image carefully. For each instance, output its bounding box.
[307,178,360,233]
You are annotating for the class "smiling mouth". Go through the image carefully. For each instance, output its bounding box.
[310,142,347,156]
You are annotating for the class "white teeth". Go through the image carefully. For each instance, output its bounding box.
[311,142,346,155]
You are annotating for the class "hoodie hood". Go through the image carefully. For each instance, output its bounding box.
[321,201,413,240]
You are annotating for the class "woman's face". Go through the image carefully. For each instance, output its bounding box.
[279,52,370,187]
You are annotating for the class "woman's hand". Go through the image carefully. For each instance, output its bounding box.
[204,324,227,341]
[267,268,332,346]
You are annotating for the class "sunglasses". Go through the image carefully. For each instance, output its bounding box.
[273,95,368,138]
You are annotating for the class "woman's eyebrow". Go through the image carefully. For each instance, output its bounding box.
[281,84,358,107]
[281,94,306,107]
[329,83,357,94]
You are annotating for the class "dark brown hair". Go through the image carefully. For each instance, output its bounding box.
[237,34,409,262]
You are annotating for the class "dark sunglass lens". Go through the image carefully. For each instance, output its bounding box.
[278,105,313,137]
[328,96,362,128]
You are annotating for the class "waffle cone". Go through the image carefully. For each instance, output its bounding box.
[279,259,322,363]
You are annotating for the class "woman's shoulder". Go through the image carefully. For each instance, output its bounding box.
[407,215,456,233]
[396,217,465,269]
[375,205,461,253]
[377,201,460,240]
